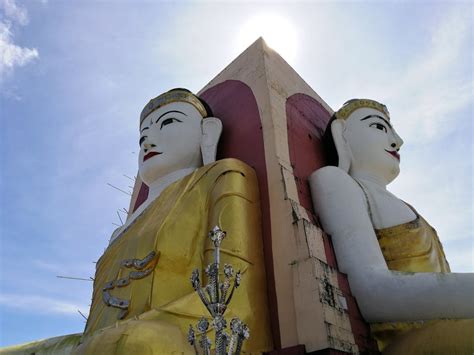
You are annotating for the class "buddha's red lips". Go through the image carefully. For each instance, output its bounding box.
[143,152,162,162]
[385,150,400,161]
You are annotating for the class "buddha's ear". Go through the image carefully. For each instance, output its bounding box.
[201,117,223,165]
[331,119,351,173]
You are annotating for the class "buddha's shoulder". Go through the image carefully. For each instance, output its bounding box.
[192,159,258,197]
[310,166,361,194]
[311,166,354,183]
[199,158,256,178]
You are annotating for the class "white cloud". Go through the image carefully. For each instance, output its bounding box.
[381,7,472,143]
[0,0,28,26]
[0,0,38,82]
[385,7,473,272]
[0,22,38,76]
[0,294,89,316]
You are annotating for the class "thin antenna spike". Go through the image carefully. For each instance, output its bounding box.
[117,209,127,216]
[57,275,93,282]
[116,210,124,225]
[107,183,132,196]
[78,310,88,321]
[123,174,136,182]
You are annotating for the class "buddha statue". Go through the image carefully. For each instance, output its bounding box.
[309,99,473,354]
[74,89,273,353]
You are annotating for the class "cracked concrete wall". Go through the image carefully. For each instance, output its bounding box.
[290,201,357,353]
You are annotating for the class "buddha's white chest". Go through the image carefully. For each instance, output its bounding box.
[360,183,417,229]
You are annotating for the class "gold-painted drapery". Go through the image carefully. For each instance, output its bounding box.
[372,208,473,354]
[75,159,272,354]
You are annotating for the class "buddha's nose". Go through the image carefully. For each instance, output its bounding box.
[143,143,156,153]
[391,132,404,151]
[394,133,404,150]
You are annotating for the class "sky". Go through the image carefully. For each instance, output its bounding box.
[0,0,472,348]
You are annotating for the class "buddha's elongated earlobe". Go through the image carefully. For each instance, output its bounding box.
[201,117,223,165]
[331,119,351,173]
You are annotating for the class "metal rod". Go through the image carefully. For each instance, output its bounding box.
[78,310,88,321]
[56,276,93,282]
[123,174,136,181]
[116,210,124,225]
[214,246,220,304]
[107,183,132,196]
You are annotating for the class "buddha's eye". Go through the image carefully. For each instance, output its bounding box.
[159,117,182,129]
[370,122,387,133]
[139,136,146,146]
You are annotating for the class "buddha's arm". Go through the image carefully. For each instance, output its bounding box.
[205,163,267,298]
[203,161,272,350]
[310,166,474,323]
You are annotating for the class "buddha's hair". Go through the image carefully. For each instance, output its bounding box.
[167,88,214,118]
[140,88,214,126]
[323,114,339,167]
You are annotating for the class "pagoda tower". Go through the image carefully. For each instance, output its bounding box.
[128,38,379,354]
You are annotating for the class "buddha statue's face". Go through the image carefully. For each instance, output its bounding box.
[138,101,203,186]
[343,107,404,184]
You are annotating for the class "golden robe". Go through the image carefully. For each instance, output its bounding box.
[371,207,473,354]
[75,158,272,354]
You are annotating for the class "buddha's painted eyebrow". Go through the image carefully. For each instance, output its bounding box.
[155,110,187,124]
[140,110,187,132]
[360,114,392,128]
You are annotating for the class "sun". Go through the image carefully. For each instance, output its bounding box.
[235,14,298,65]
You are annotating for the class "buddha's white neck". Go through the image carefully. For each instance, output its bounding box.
[109,167,197,244]
[350,170,388,190]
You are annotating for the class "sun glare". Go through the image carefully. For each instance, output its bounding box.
[236,14,298,64]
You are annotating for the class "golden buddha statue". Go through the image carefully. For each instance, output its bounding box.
[0,89,272,355]
[72,89,273,354]
[309,99,473,354]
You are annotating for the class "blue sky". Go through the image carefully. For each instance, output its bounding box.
[0,0,472,347]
